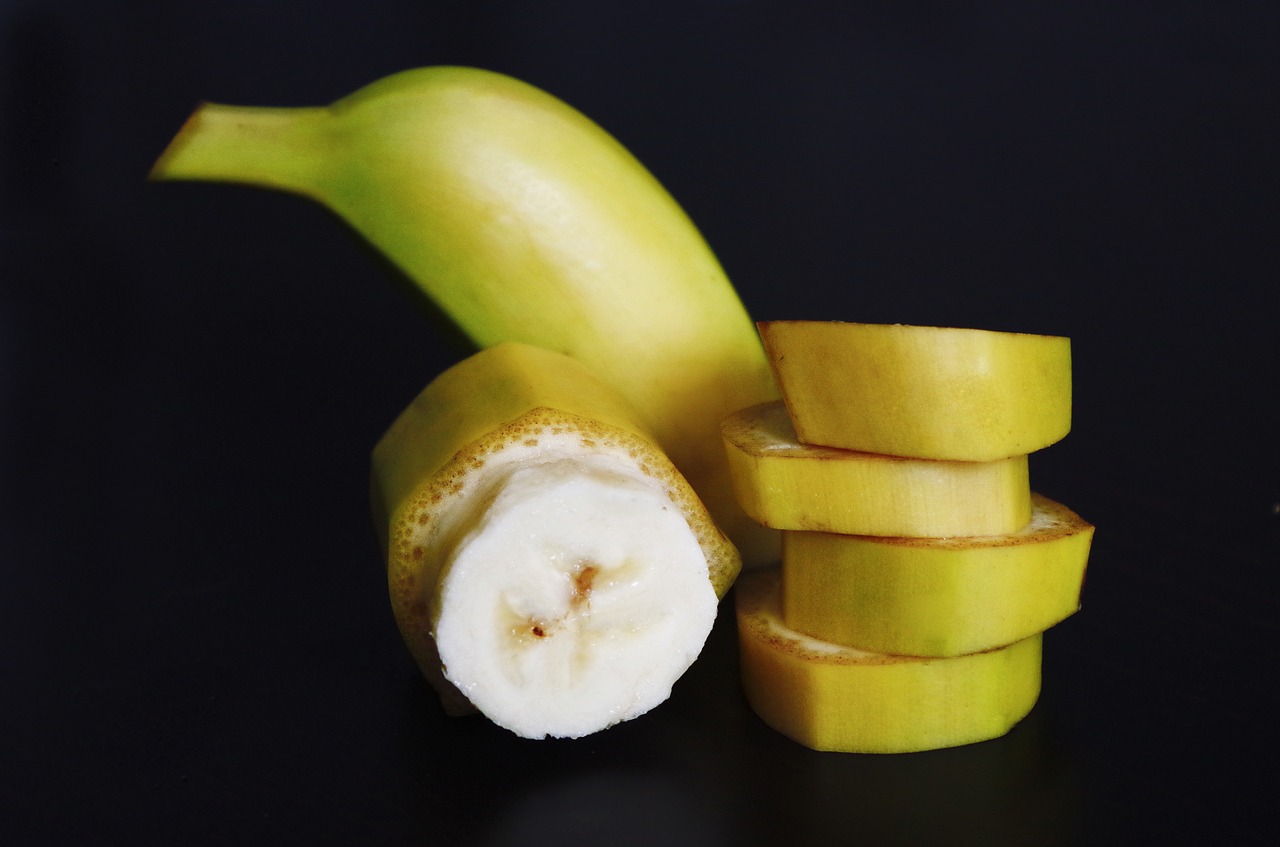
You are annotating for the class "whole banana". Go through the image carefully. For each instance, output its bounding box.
[150,66,780,566]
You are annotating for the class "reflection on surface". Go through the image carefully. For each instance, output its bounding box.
[734,704,1083,846]
[395,604,1082,846]
[481,770,723,847]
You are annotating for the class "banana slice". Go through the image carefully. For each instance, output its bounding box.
[737,570,1041,753]
[783,494,1094,657]
[758,321,1071,461]
[372,342,740,738]
[722,401,1031,537]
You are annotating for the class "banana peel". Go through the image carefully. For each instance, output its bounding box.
[782,494,1094,657]
[722,400,1032,537]
[737,570,1042,754]
[758,321,1071,461]
[150,66,780,566]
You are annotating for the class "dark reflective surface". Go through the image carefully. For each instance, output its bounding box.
[2,2,1276,844]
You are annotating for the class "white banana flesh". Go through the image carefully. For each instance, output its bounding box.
[372,343,739,738]
[435,455,717,739]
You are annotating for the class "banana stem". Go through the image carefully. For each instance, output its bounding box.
[148,103,331,197]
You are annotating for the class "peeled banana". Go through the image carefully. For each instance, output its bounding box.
[150,65,780,566]
[721,400,1032,537]
[371,342,740,738]
[783,494,1095,657]
[737,570,1042,754]
[758,321,1071,461]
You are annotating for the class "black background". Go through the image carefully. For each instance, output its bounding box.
[2,1,1277,844]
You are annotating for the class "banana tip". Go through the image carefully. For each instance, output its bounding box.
[146,101,211,182]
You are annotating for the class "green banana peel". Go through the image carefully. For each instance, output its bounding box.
[150,65,781,566]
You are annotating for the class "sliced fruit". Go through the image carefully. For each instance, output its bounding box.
[758,321,1071,461]
[783,493,1094,657]
[721,400,1032,537]
[736,570,1041,753]
[371,342,740,738]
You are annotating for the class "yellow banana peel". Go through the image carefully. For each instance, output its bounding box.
[721,400,1032,537]
[758,321,1071,461]
[151,66,780,565]
[737,570,1041,753]
[782,494,1094,657]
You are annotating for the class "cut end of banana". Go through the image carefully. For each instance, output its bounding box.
[386,402,734,739]
[435,454,718,739]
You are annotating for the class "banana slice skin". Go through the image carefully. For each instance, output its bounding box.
[783,494,1094,657]
[722,401,1032,537]
[737,570,1042,754]
[758,321,1071,461]
[372,342,740,738]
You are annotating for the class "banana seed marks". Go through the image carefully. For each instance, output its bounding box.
[514,563,600,642]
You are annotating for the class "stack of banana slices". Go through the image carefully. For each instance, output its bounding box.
[722,321,1094,754]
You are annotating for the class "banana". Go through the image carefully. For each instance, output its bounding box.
[736,570,1042,753]
[722,400,1032,537]
[757,321,1071,461]
[150,65,781,566]
[371,342,739,739]
[783,494,1094,657]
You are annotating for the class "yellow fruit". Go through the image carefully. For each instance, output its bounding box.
[150,66,780,565]
[721,400,1032,537]
[758,321,1071,461]
[736,570,1041,753]
[783,493,1094,657]
[371,342,740,725]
